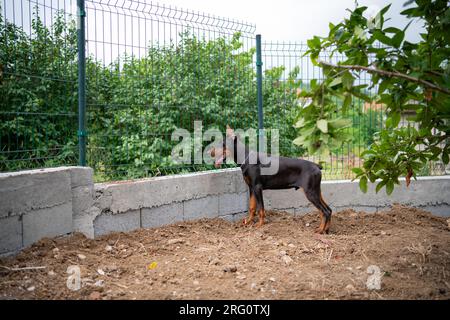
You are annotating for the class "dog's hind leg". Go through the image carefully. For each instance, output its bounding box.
[305,190,329,234]
[253,184,265,227]
[244,189,257,226]
[302,170,332,234]
[320,194,332,233]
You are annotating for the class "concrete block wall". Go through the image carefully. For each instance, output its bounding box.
[92,169,249,237]
[264,175,450,216]
[1,166,449,256]
[0,167,92,256]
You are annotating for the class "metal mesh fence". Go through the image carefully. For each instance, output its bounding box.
[1,0,447,181]
[83,0,256,181]
[260,41,447,179]
[0,0,79,171]
[260,41,385,180]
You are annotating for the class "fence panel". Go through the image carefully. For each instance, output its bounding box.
[260,41,384,180]
[83,0,256,181]
[0,0,79,171]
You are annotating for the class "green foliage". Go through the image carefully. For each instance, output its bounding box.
[0,6,390,182]
[86,32,260,180]
[300,0,450,193]
[0,8,304,180]
[0,8,79,170]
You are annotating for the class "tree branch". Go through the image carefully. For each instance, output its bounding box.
[318,60,450,95]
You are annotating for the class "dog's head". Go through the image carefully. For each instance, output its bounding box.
[210,125,236,168]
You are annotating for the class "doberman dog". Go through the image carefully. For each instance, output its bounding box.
[210,126,332,234]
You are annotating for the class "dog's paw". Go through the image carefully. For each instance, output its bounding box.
[315,227,325,234]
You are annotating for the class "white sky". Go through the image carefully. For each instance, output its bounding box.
[154,0,423,43]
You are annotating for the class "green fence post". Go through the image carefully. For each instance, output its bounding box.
[256,34,264,152]
[77,0,87,166]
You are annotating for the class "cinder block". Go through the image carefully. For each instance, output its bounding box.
[73,206,101,239]
[22,202,73,247]
[141,203,184,228]
[264,189,307,210]
[68,167,94,188]
[94,185,113,211]
[219,192,248,216]
[0,215,22,254]
[72,185,94,215]
[93,210,140,237]
[0,168,72,218]
[292,207,309,215]
[220,212,246,223]
[183,196,219,220]
[100,168,247,214]
[420,205,450,217]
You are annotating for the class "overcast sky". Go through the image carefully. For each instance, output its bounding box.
[154,0,423,43]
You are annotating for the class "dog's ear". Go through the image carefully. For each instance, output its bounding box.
[226,125,235,138]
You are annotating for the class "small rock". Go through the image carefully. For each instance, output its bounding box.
[288,243,296,248]
[105,265,118,272]
[269,277,276,282]
[195,287,201,291]
[356,266,363,270]
[447,218,450,229]
[345,284,356,292]
[97,269,105,276]
[94,280,104,287]
[305,223,310,227]
[209,258,220,266]
[167,238,185,245]
[250,283,257,290]
[380,231,387,236]
[48,270,56,277]
[105,245,113,252]
[193,280,199,286]
[89,291,102,300]
[282,255,293,265]
[52,248,59,253]
[223,265,237,273]
[77,254,86,260]
[236,275,247,280]
[27,286,35,292]
[279,250,287,256]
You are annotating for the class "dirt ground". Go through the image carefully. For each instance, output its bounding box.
[1,205,449,300]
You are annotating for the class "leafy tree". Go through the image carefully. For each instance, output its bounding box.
[296,0,450,194]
